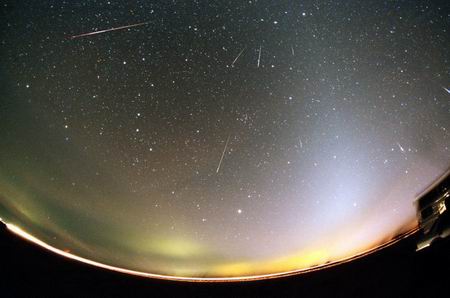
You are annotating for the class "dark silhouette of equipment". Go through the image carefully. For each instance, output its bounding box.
[415,170,450,251]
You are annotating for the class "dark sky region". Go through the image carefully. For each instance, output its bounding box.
[0,0,449,279]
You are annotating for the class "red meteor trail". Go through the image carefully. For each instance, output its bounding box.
[69,22,149,39]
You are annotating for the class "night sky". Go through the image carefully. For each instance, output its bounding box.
[0,1,449,279]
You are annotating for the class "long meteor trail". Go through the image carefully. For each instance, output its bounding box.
[69,22,149,40]
[257,45,262,68]
[231,48,245,67]
[216,135,231,173]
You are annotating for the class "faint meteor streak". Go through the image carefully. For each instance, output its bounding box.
[443,87,450,94]
[397,142,405,153]
[231,48,246,67]
[257,45,262,68]
[69,22,149,39]
[216,135,231,173]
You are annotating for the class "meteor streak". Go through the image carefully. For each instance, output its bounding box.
[443,87,450,95]
[69,22,149,39]
[257,45,262,68]
[216,135,231,173]
[231,48,245,67]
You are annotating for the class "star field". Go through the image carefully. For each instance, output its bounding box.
[0,0,449,279]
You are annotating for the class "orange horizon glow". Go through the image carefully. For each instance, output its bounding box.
[2,220,418,282]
